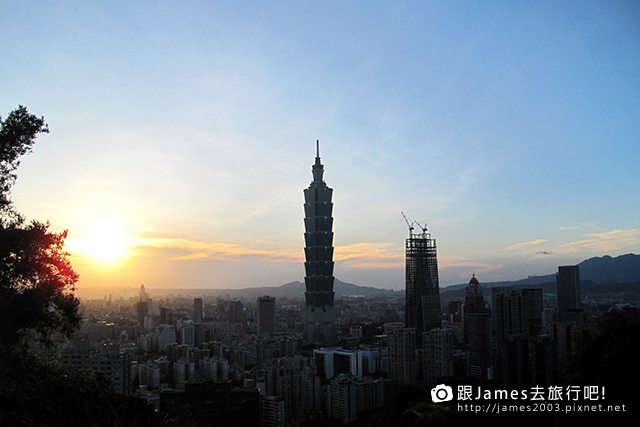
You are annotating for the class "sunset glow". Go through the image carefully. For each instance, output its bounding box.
[3,1,639,290]
[68,223,133,261]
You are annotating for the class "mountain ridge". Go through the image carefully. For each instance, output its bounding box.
[443,253,640,292]
[81,253,639,300]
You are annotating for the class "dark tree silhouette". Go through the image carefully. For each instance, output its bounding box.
[0,105,79,349]
[0,105,49,216]
[0,106,173,426]
[0,220,80,347]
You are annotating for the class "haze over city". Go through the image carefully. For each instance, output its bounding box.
[2,1,639,293]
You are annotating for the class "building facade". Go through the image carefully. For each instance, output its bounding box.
[556,265,583,323]
[422,328,454,388]
[303,141,337,346]
[405,224,441,345]
[258,295,276,335]
[386,327,417,388]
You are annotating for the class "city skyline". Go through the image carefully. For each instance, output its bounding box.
[2,1,639,292]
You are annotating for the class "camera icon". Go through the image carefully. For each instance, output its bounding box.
[431,384,453,403]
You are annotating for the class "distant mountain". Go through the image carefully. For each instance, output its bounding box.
[105,254,639,301]
[445,253,640,290]
[516,253,640,285]
[441,253,640,298]
[577,253,640,283]
[277,279,397,298]
[140,279,398,300]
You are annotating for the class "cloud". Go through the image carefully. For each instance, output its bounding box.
[335,243,403,268]
[505,239,547,251]
[558,222,598,231]
[557,229,640,254]
[130,237,303,263]
[137,239,409,269]
[504,228,640,257]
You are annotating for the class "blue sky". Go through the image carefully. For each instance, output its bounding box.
[2,1,639,293]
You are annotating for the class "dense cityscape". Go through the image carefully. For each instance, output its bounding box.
[37,148,636,426]
[3,3,638,425]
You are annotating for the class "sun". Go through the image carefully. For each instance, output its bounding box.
[68,222,133,261]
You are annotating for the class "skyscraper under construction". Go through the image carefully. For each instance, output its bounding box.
[403,215,442,345]
[303,141,337,346]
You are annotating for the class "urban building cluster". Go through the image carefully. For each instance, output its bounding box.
[53,145,632,426]
[60,262,608,426]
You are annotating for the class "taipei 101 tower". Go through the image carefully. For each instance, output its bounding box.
[302,140,337,346]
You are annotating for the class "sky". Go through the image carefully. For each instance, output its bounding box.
[1,1,639,295]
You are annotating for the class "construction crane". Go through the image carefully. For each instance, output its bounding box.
[401,212,414,238]
[414,220,428,235]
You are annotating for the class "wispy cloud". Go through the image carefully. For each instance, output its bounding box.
[131,237,303,262]
[559,222,598,231]
[505,229,640,256]
[557,229,640,254]
[506,239,547,251]
[335,243,403,268]
[140,239,409,269]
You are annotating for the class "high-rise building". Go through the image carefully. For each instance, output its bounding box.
[521,288,544,335]
[466,312,493,380]
[386,327,417,387]
[491,287,531,389]
[422,328,454,388]
[59,341,132,395]
[229,300,244,323]
[160,307,173,325]
[261,395,286,427]
[302,140,337,346]
[139,284,149,301]
[334,349,359,378]
[404,220,441,345]
[492,287,529,341]
[326,374,357,424]
[194,297,203,322]
[258,295,276,335]
[556,265,583,323]
[462,274,487,344]
[136,300,149,326]
[177,319,195,347]
[313,347,337,379]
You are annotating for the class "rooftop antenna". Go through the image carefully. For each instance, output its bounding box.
[316,139,320,159]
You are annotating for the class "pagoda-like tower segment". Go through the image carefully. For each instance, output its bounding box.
[302,140,337,346]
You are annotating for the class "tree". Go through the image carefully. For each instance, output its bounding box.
[0,105,79,349]
[0,105,49,217]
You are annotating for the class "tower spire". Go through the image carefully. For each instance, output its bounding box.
[303,139,337,346]
[312,139,324,183]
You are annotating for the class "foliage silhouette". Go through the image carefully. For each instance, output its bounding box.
[0,105,48,217]
[0,105,79,349]
[0,347,164,426]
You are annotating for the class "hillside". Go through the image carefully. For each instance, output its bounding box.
[444,253,640,291]
[141,278,397,300]
[440,253,640,300]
